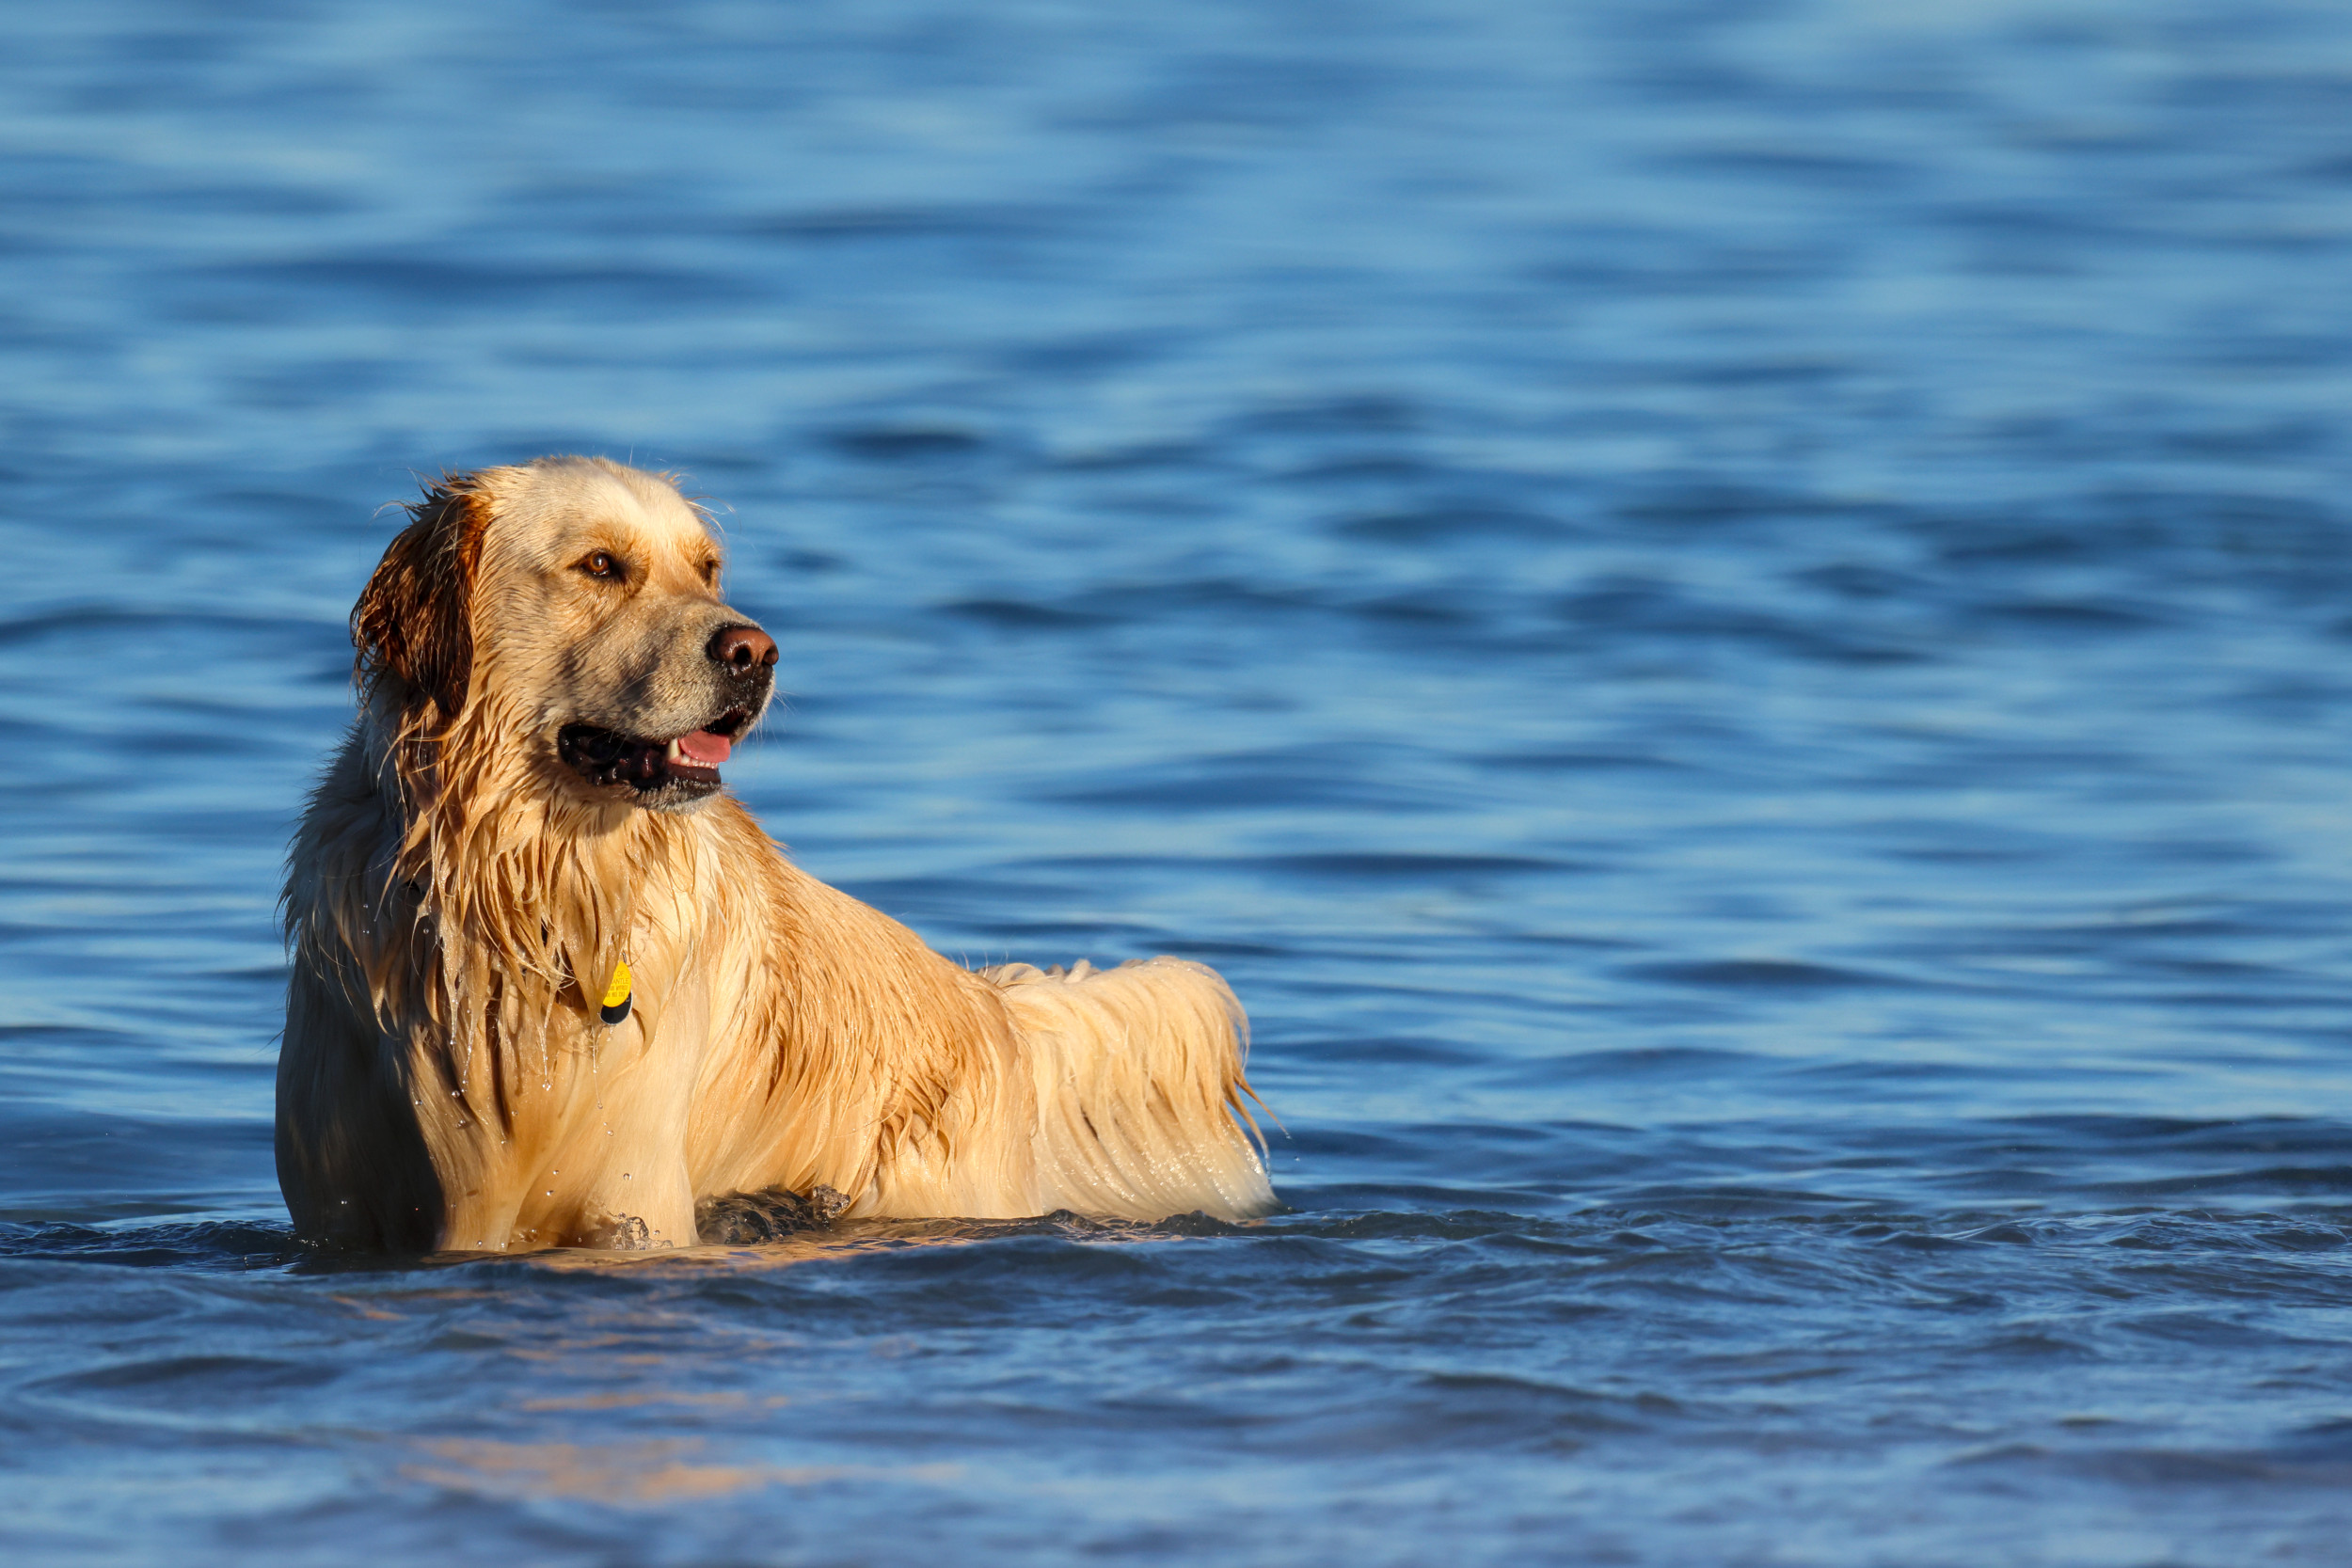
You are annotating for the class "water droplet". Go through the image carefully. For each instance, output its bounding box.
[623,1172,631,1180]
[545,1189,553,1196]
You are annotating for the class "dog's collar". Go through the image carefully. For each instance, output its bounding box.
[599,960,633,1026]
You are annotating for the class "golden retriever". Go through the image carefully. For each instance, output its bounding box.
[277,456,1273,1250]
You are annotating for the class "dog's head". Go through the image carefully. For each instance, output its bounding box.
[354,456,775,813]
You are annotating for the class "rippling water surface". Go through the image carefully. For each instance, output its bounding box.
[9,2,2352,1562]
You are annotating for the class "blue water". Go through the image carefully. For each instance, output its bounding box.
[9,1,2352,1561]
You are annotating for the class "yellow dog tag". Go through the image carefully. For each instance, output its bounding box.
[599,961,633,1026]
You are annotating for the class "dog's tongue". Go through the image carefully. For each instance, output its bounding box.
[675,730,732,766]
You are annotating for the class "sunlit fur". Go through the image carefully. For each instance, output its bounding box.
[277,456,1273,1251]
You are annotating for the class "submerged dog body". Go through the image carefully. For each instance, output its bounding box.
[278,457,1272,1251]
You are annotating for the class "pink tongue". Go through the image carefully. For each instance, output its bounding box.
[675,730,732,766]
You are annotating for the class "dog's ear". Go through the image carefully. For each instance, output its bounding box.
[352,475,490,724]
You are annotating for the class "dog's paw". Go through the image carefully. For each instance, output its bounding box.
[589,1212,657,1250]
[696,1184,851,1243]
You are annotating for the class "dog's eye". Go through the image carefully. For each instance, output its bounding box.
[578,551,623,582]
[700,560,720,585]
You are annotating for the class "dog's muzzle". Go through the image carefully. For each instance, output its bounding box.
[556,621,778,807]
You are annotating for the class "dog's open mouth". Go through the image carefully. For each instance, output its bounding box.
[557,709,754,798]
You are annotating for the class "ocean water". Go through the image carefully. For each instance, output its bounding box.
[8,1,2352,1562]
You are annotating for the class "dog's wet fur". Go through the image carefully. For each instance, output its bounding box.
[277,456,1272,1251]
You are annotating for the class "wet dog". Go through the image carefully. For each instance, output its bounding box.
[277,456,1272,1250]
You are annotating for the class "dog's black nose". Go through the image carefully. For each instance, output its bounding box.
[707,624,778,675]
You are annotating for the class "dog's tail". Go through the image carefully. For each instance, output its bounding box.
[981,958,1276,1224]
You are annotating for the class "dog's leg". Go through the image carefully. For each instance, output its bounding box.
[547,961,713,1248]
[574,1164,697,1249]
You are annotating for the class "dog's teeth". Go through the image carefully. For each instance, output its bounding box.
[665,738,682,764]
